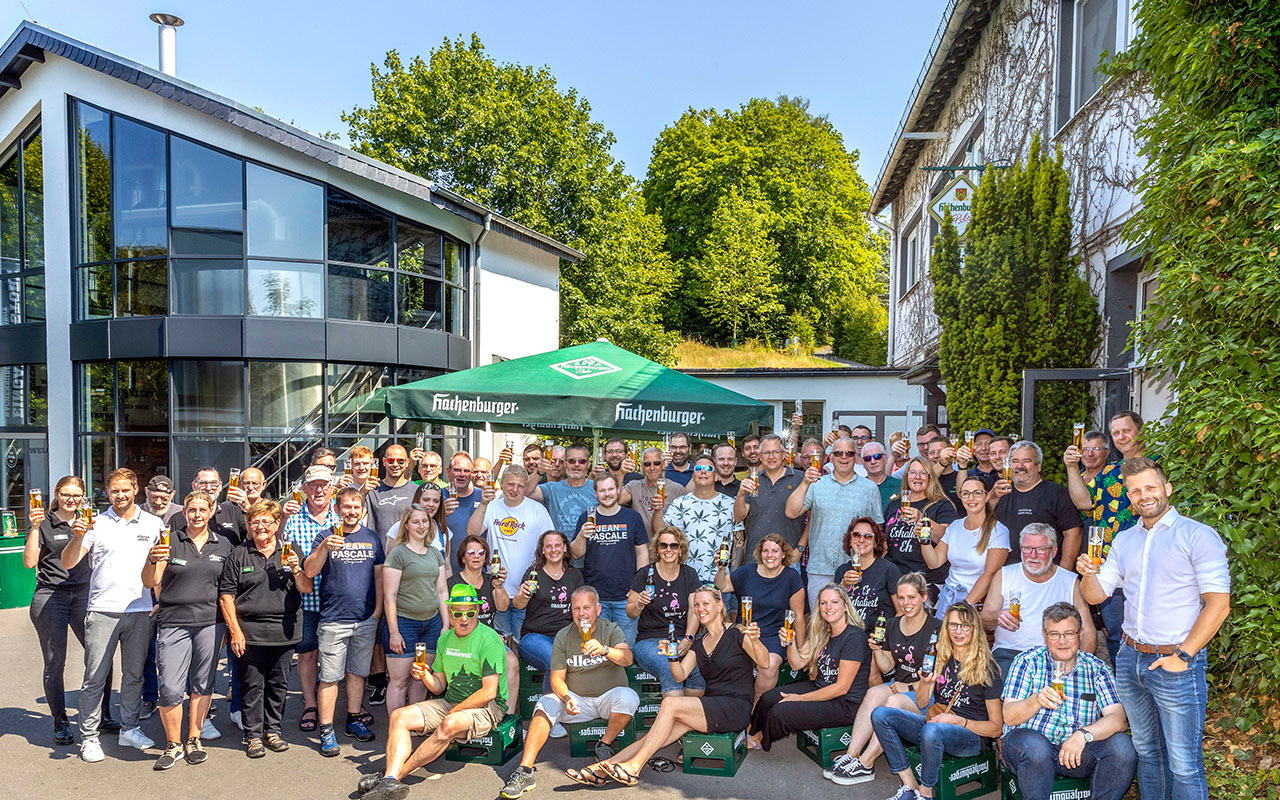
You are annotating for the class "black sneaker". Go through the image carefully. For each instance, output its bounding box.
[54,718,75,746]
[593,739,615,762]
[357,774,383,796]
[97,716,123,733]
[364,776,410,800]
[501,766,537,799]
[830,756,875,786]
[154,741,183,771]
[139,701,157,721]
[368,684,387,706]
[184,736,208,765]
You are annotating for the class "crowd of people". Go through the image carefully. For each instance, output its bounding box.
[21,411,1230,800]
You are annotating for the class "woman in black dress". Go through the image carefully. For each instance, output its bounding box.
[567,584,770,787]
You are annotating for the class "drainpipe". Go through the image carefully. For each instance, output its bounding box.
[471,212,493,456]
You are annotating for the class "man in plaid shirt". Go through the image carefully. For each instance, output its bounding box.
[1001,602,1136,800]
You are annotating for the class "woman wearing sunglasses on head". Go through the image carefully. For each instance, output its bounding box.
[381,484,450,559]
[626,526,703,697]
[383,504,450,715]
[834,517,903,631]
[447,534,520,716]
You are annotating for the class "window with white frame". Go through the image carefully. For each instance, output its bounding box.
[1056,0,1134,127]
[900,220,920,295]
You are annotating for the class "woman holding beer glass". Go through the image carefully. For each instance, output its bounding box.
[834,517,903,629]
[923,476,1010,617]
[142,490,235,769]
[383,503,450,714]
[713,533,805,704]
[748,584,871,751]
[24,476,117,745]
[447,534,520,715]
[217,500,311,758]
[884,458,958,601]
[626,525,704,696]
[871,601,1003,800]
[567,584,770,787]
[513,530,583,677]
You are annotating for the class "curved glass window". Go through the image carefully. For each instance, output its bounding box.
[246,164,323,260]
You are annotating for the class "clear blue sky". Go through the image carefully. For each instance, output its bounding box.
[7,0,948,188]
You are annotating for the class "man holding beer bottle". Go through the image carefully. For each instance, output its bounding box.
[1001,602,1136,800]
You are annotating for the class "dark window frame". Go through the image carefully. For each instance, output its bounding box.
[1,121,45,327]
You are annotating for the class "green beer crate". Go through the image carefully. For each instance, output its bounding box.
[518,684,546,721]
[777,664,807,687]
[1002,773,1092,800]
[681,731,747,777]
[565,718,636,758]
[906,745,998,800]
[445,714,523,765]
[625,665,663,696]
[632,697,665,735]
[519,662,545,690]
[796,725,853,769]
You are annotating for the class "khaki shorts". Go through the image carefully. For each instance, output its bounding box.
[413,698,505,740]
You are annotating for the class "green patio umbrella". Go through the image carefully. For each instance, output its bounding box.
[383,340,771,439]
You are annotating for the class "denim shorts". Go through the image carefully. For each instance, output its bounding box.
[298,610,321,654]
[383,614,443,658]
[633,637,706,695]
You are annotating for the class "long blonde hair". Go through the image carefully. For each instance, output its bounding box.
[903,457,946,506]
[805,584,863,674]
[394,503,439,549]
[693,584,732,628]
[937,602,997,686]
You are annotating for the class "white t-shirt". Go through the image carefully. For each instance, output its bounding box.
[482,497,554,596]
[83,506,164,613]
[940,518,1011,592]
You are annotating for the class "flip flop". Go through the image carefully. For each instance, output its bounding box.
[299,707,318,732]
[564,764,611,787]
[600,762,639,787]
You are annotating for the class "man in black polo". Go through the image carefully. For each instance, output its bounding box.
[174,467,248,545]
[711,443,743,498]
[734,433,804,563]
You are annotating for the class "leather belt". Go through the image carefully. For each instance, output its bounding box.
[1122,633,1178,656]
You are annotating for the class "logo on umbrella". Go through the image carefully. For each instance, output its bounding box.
[550,356,623,380]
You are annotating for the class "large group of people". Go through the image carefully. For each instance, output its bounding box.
[20,411,1230,800]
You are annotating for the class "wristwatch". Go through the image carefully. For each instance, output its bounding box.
[1175,647,1193,663]
[1077,728,1094,743]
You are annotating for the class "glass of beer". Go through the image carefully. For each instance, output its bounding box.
[371,460,380,481]
[965,430,976,452]
[579,618,592,652]
[849,550,862,583]
[159,526,170,547]
[228,467,241,489]
[655,478,666,503]
[741,596,754,626]
[80,499,95,528]
[416,431,426,452]
[1009,592,1022,622]
[810,452,820,470]
[750,467,759,496]
[727,431,736,449]
[29,489,42,511]
[1051,662,1066,700]
[291,481,304,505]
[1088,526,1104,567]
[1001,456,1014,482]
[785,442,794,467]
[586,510,596,528]
[1072,422,1085,450]
[332,524,345,550]
[414,642,428,667]
[901,494,912,512]
[281,540,293,570]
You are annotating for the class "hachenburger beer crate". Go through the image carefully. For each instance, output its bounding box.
[445,714,522,765]
[519,661,546,691]
[565,717,637,758]
[906,745,998,800]
[1002,772,1093,800]
[777,664,808,687]
[625,665,663,696]
[796,725,854,769]
[632,697,665,735]
[681,731,747,777]
[518,684,546,721]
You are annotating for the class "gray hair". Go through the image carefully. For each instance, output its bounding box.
[1042,601,1082,630]
[760,433,784,449]
[642,446,662,459]
[570,585,600,605]
[1012,440,1043,465]
[1019,522,1057,549]
[862,440,887,455]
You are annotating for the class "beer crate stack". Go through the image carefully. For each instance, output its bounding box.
[625,664,666,736]
[517,662,546,722]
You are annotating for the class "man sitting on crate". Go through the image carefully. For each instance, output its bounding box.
[358,584,509,800]
[500,585,639,799]
[1000,602,1136,800]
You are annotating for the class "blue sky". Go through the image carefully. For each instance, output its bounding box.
[6,0,948,189]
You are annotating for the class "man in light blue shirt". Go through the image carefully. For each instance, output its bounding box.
[527,442,596,545]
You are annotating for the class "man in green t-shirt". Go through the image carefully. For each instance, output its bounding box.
[499,586,638,799]
[360,584,507,800]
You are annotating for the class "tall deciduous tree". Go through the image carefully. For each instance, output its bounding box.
[342,35,678,362]
[696,190,783,345]
[932,133,1101,476]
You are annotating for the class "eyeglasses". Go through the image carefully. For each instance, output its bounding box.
[959,490,986,498]
[1045,630,1081,641]
[863,453,884,461]
[1082,447,1108,454]
[692,465,714,473]
[657,542,680,550]
[449,609,478,619]
[642,461,663,467]
[1024,546,1055,555]
[566,458,589,464]
[947,622,974,632]
[760,449,783,457]
[194,481,221,489]
[831,450,856,457]
[850,436,870,442]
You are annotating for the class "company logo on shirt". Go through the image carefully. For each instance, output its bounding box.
[496,517,524,538]
[565,652,609,669]
[592,523,630,544]
[331,541,377,565]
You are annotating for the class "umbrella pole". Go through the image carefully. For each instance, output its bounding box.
[592,428,601,471]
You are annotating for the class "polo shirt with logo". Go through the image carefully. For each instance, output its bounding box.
[740,466,805,556]
[82,506,164,614]
[156,528,235,628]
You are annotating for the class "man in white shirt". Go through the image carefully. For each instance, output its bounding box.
[470,464,553,640]
[61,468,164,762]
[1077,458,1229,800]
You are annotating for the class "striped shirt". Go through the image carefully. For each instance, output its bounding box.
[1003,646,1119,745]
[282,506,339,613]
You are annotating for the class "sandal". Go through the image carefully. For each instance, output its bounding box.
[299,706,318,732]
[565,764,611,787]
[356,709,375,726]
[600,762,639,787]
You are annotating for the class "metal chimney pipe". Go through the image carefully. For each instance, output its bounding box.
[148,13,184,76]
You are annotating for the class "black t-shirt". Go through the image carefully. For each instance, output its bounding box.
[448,573,499,630]
[938,470,959,506]
[217,542,304,646]
[157,529,236,628]
[629,563,701,641]
[713,478,741,499]
[883,614,943,684]
[834,557,901,625]
[933,657,1003,725]
[884,497,959,584]
[172,500,247,546]
[994,480,1079,563]
[967,466,999,490]
[814,625,871,703]
[34,514,91,590]
[521,566,584,637]
[573,506,649,601]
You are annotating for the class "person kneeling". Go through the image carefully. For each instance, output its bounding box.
[358,584,508,800]
[1000,602,1136,800]
[501,586,638,798]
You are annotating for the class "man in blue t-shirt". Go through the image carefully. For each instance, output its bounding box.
[527,442,596,541]
[569,473,649,644]
[303,486,385,756]
[443,452,483,565]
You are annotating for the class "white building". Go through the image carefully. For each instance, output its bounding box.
[873,0,1167,428]
[0,21,579,509]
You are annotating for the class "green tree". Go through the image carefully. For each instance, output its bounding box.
[643,96,885,358]
[932,134,1101,477]
[342,35,677,360]
[1117,0,1280,729]
[695,190,784,345]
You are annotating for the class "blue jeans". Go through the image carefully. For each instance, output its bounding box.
[1001,727,1136,800]
[632,637,705,694]
[1114,644,1208,800]
[599,601,637,645]
[518,633,555,692]
[496,607,527,642]
[1099,591,1125,668]
[871,706,984,789]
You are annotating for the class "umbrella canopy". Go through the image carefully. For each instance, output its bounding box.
[384,341,771,439]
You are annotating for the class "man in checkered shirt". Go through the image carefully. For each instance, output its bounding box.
[1000,602,1136,800]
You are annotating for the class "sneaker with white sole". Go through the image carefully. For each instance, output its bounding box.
[154,741,184,770]
[119,726,155,750]
[201,717,221,740]
[80,738,105,763]
[230,710,244,731]
[824,753,853,780]
[830,757,875,786]
[883,787,919,800]
[548,723,567,739]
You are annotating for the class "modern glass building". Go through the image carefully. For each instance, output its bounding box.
[0,22,579,517]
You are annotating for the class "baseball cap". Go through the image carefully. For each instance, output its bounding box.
[147,475,174,492]
[975,428,997,437]
[447,583,481,606]
[302,465,333,484]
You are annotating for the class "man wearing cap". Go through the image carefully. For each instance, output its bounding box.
[359,583,508,800]
[142,477,183,525]
[963,429,1000,489]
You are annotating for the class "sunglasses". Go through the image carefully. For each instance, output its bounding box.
[851,531,875,539]
[449,609,478,619]
[831,450,856,457]
[692,465,714,473]
[642,461,663,467]
[863,453,885,461]
[657,542,680,550]
[566,458,589,465]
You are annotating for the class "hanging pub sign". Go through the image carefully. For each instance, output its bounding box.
[929,175,977,241]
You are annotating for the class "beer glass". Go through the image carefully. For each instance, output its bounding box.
[586,510,597,530]
[830,415,839,438]
[810,452,820,470]
[727,431,736,449]
[332,524,346,550]
[1072,422,1085,450]
[579,618,592,653]
[1009,592,1022,622]
[416,431,426,452]
[849,550,862,584]
[965,430,976,453]
[80,499,95,528]
[901,494,912,512]
[415,642,428,667]
[228,467,241,489]
[655,478,666,503]
[29,489,42,511]
[750,467,759,497]
[785,442,795,467]
[1001,455,1013,482]
[159,526,170,547]
[1051,662,1066,700]
[741,596,754,626]
[544,439,555,461]
[343,458,352,477]
[281,540,293,570]
[1088,526,1104,567]
[292,481,304,505]
[371,460,380,481]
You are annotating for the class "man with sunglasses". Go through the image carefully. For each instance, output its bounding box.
[620,447,686,539]
[658,453,736,582]
[365,443,419,706]
[360,584,507,800]
[527,443,596,544]
[859,441,901,515]
[734,433,804,563]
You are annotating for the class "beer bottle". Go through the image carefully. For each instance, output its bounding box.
[921,632,938,676]
[716,538,731,568]
[526,568,539,594]
[666,622,679,661]
[741,596,754,626]
[916,516,932,544]
[490,550,503,576]
[872,613,887,645]
[644,567,655,598]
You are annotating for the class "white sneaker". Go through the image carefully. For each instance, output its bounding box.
[548,723,567,739]
[230,710,243,731]
[201,717,221,740]
[80,738,105,763]
[119,726,155,750]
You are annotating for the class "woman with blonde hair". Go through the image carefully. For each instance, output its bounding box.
[748,583,871,751]
[871,601,1003,800]
[626,525,704,696]
[382,503,449,713]
[884,458,958,601]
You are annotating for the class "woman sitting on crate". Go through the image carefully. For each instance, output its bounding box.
[746,583,871,751]
[870,601,1003,800]
[566,584,770,787]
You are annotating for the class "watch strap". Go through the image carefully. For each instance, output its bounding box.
[1175,647,1193,663]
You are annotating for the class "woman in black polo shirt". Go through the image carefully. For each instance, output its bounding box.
[218,499,311,758]
[142,490,235,770]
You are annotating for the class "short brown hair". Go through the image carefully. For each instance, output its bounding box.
[246,498,282,521]
[1120,456,1165,482]
[752,533,798,566]
[456,534,490,570]
[107,467,138,486]
[843,517,887,558]
[1110,410,1144,429]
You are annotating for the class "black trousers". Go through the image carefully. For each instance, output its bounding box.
[30,585,112,721]
[236,643,294,739]
[748,679,860,751]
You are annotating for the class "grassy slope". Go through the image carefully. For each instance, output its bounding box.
[675,340,841,370]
